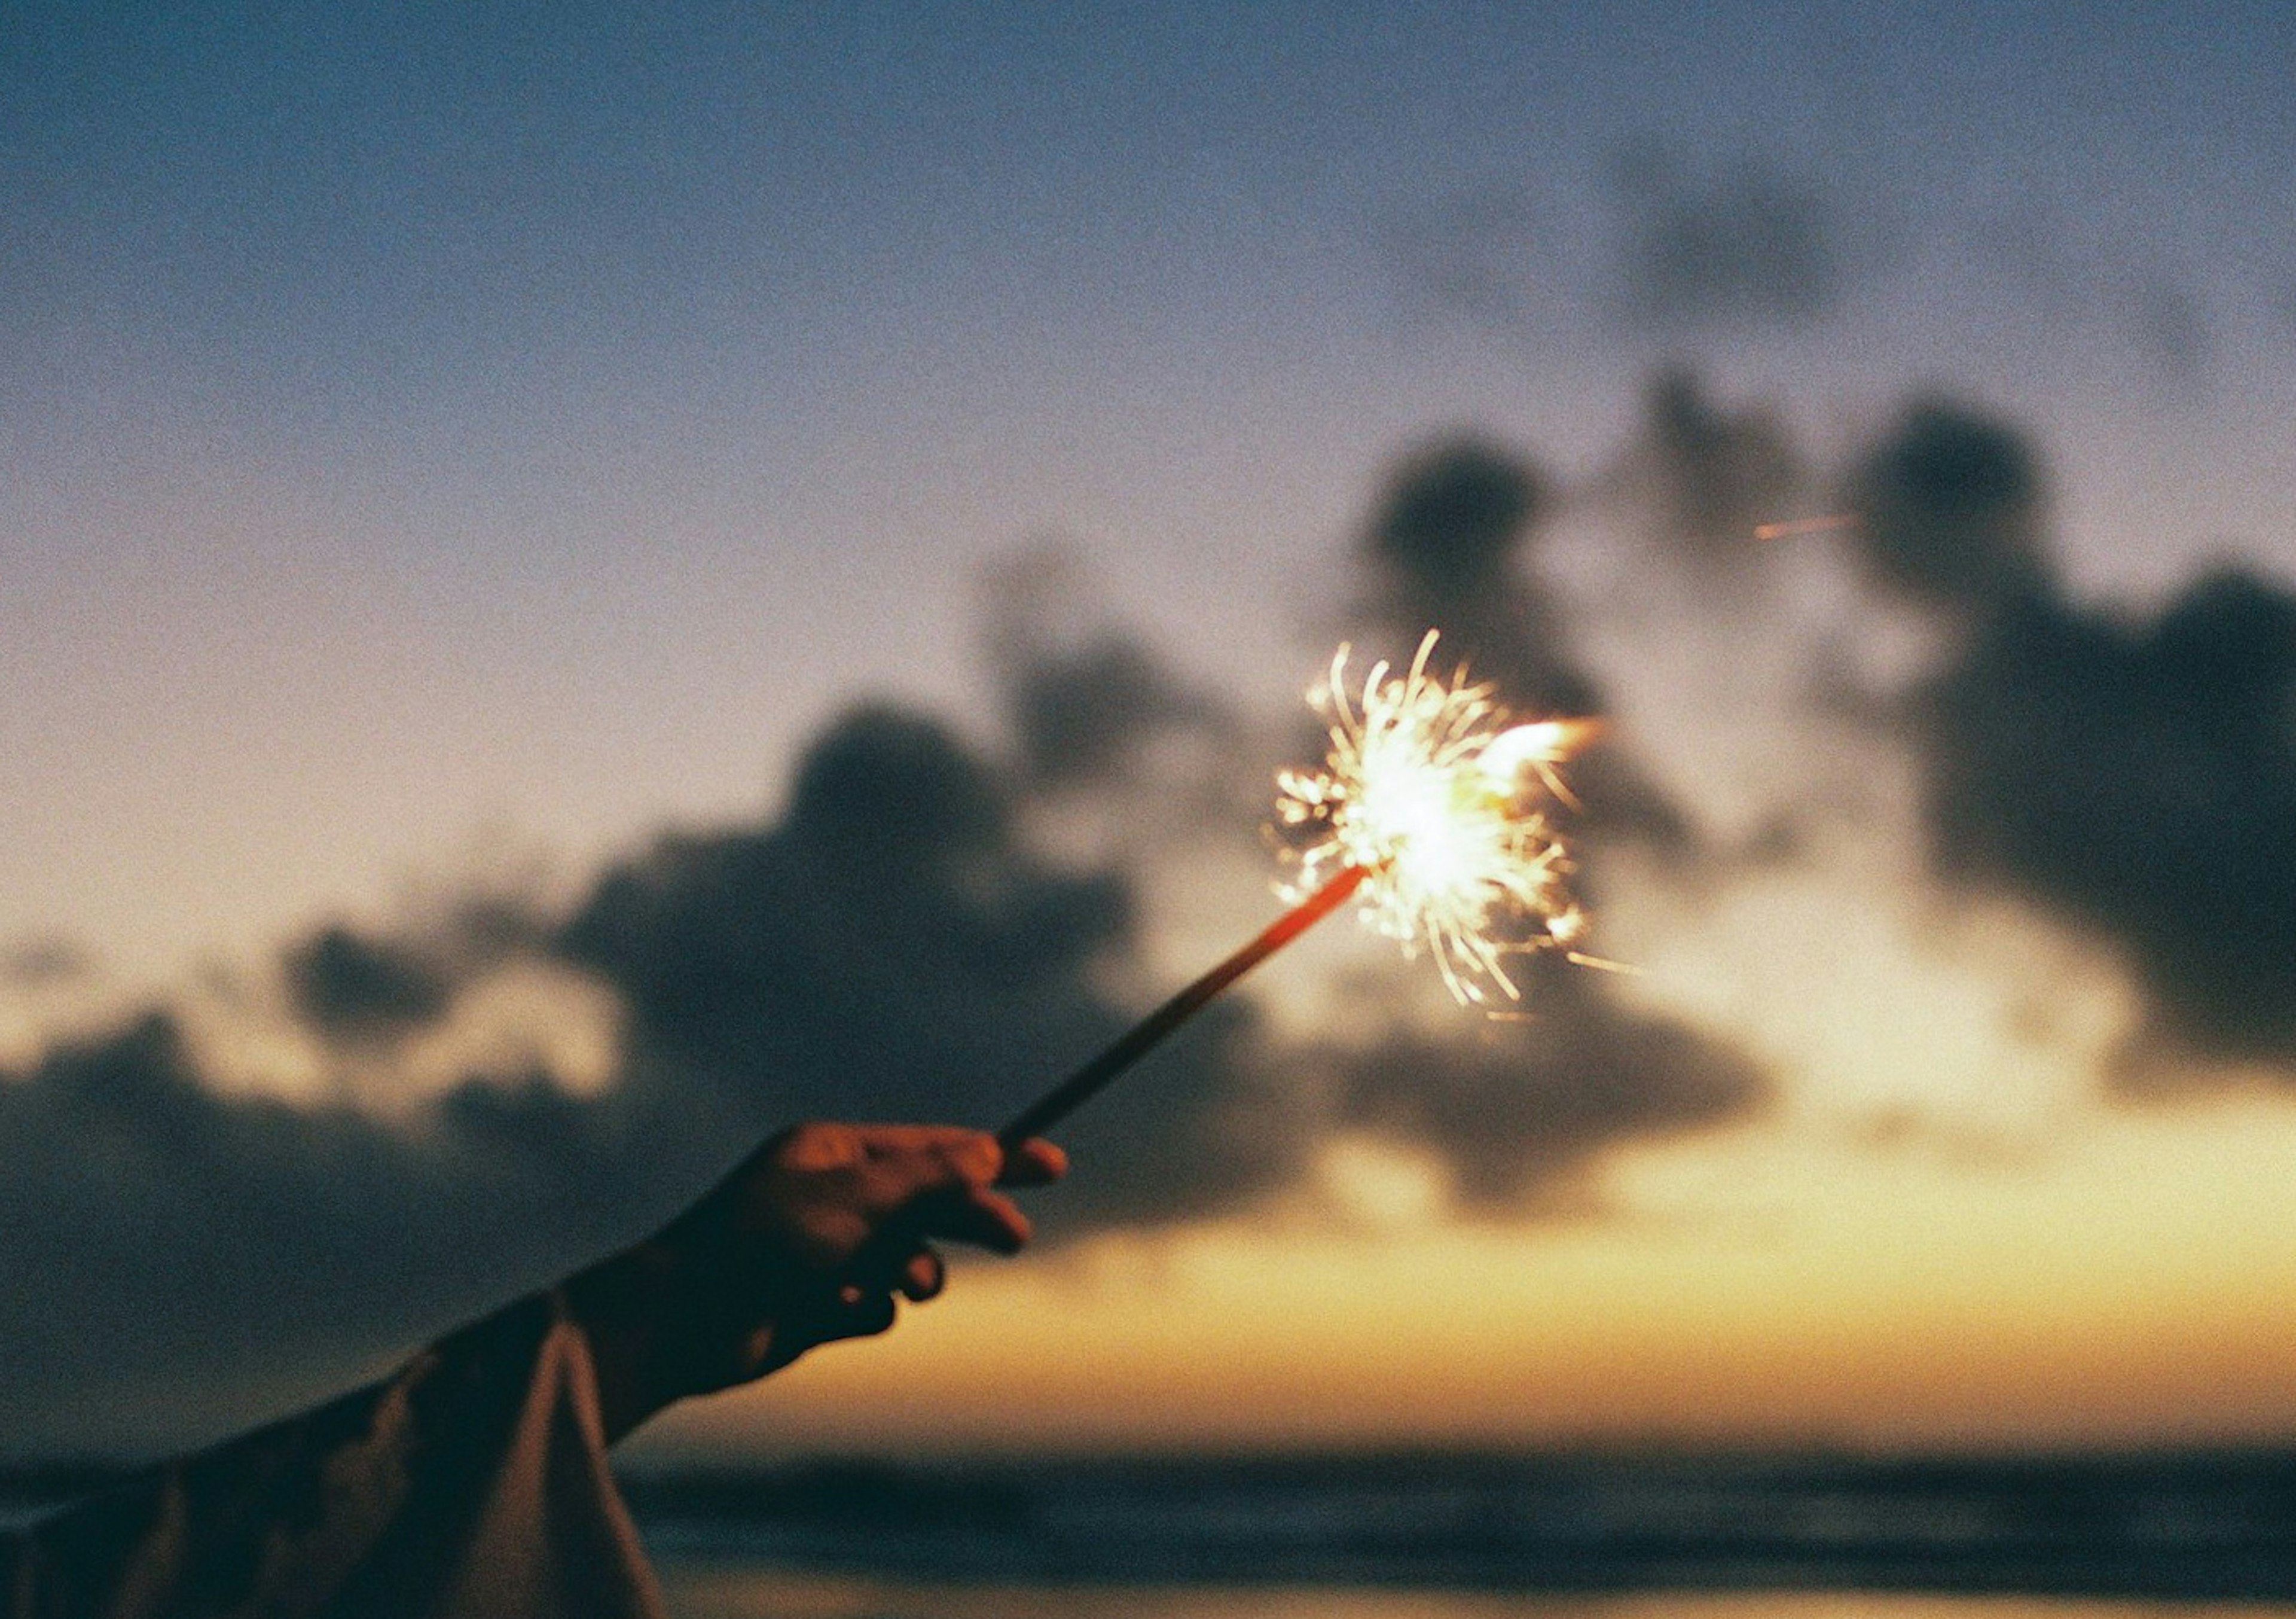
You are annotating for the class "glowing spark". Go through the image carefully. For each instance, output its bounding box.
[1277,631,1590,1005]
[1752,513,1855,541]
[1565,952,1643,975]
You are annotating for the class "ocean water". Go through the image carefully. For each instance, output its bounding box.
[16,1449,2296,1614]
[655,1571,2296,1619]
[627,1450,2296,1615]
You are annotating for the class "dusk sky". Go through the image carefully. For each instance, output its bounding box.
[5,3,2296,1463]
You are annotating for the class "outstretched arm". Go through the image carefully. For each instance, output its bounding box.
[3,1123,1064,1619]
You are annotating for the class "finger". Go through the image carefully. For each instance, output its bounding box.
[899,1246,946,1302]
[907,1184,1033,1255]
[997,1136,1067,1188]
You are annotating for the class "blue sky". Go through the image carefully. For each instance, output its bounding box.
[7,1,2291,974]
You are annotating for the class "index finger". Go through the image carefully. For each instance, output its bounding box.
[998,1135,1065,1188]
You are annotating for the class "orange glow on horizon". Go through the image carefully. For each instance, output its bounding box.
[635,1100,2296,1460]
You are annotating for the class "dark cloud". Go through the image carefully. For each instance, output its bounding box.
[1338,438,1768,1173]
[1,696,1767,1451]
[0,700,1262,1451]
[1611,364,1805,570]
[2,935,95,986]
[1369,439,1547,599]
[1917,571,2296,1070]
[1845,398,2050,615]
[1379,153,1846,343]
[282,924,455,1040]
[1962,205,2224,390]
[1385,150,2228,390]
[1004,633,1229,789]
[554,697,1764,1228]
[1608,148,1842,333]
[1333,958,1766,1206]
[1842,401,2296,1074]
[555,703,1308,1234]
[982,547,1247,822]
[1356,437,1586,712]
[1355,437,1694,853]
[0,1012,645,1456]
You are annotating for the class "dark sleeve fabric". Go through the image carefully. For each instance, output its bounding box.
[2,1294,666,1619]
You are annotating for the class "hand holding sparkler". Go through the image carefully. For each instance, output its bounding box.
[569,1122,1066,1440]
[1002,630,1594,1146]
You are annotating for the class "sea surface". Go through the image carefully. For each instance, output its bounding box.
[653,1577,2295,1619]
[14,1449,2296,1615]
[627,1450,2296,1619]
[647,1580,2296,1617]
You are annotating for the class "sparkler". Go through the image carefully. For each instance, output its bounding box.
[1000,631,1591,1148]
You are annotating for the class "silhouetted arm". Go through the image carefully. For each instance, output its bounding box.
[2,1123,1063,1619]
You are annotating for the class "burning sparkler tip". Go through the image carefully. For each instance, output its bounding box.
[1276,630,1593,1007]
[1002,629,1614,1144]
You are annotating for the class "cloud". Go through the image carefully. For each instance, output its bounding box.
[1004,634,1230,789]
[2,935,95,987]
[1331,957,1766,1207]
[0,1011,645,1455]
[1916,570,2296,1072]
[2120,263,2213,384]
[1378,151,1848,343]
[982,549,1239,797]
[282,924,456,1041]
[1383,147,2233,395]
[1845,398,2050,616]
[1607,147,1843,334]
[1379,182,1547,331]
[552,703,1298,1230]
[1333,438,1769,1179]
[1607,364,1806,572]
[1364,438,1553,619]
[1843,400,2296,1075]
[1962,203,2225,391]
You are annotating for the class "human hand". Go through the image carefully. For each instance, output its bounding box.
[569,1123,1065,1440]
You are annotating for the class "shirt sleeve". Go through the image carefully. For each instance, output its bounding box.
[1,1292,667,1619]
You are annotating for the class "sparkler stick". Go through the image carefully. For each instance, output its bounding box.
[999,862,1368,1147]
[999,630,1591,1148]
